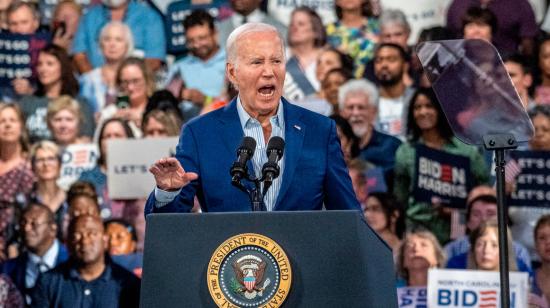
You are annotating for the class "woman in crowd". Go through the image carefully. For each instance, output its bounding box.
[535,38,550,105]
[363,192,404,253]
[326,0,379,77]
[0,104,34,260]
[465,219,525,272]
[315,47,354,88]
[396,230,446,287]
[16,44,94,142]
[0,104,34,205]
[98,57,155,135]
[50,0,82,51]
[105,219,137,255]
[394,87,488,244]
[66,181,100,219]
[297,66,353,116]
[80,21,134,114]
[284,6,326,100]
[142,109,182,138]
[533,215,550,305]
[105,219,143,277]
[508,105,550,259]
[46,95,90,147]
[29,141,67,232]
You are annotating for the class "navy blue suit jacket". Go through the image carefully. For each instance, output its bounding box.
[0,243,69,296]
[144,98,360,213]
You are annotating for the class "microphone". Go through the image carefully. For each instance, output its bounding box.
[230,136,256,182]
[262,136,285,195]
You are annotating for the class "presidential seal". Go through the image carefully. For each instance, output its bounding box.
[207,233,292,308]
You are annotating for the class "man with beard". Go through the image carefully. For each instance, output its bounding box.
[71,0,165,73]
[373,43,415,139]
[31,215,140,307]
[339,79,401,174]
[165,9,226,110]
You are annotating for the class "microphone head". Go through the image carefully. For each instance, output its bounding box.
[239,136,256,156]
[266,136,285,157]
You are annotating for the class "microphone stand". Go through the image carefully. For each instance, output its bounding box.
[231,174,266,212]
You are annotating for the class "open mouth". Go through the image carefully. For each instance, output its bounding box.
[258,85,275,98]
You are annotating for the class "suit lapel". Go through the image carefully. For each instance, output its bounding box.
[275,99,305,208]
[219,98,245,155]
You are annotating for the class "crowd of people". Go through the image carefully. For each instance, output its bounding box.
[0,0,549,306]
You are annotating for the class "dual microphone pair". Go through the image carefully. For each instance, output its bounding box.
[230,136,285,197]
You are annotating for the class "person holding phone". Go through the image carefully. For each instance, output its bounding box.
[50,0,82,52]
[165,10,226,115]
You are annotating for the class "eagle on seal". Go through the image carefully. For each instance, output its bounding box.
[232,255,267,293]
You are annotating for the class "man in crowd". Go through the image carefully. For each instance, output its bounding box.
[72,0,165,73]
[31,215,140,307]
[6,1,39,34]
[217,0,287,49]
[165,9,226,112]
[373,43,415,138]
[339,78,401,174]
[0,203,68,304]
[445,186,531,270]
[145,23,359,214]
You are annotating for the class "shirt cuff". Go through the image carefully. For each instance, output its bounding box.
[154,187,181,208]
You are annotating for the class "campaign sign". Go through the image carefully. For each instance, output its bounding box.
[58,143,99,190]
[0,32,50,84]
[165,1,230,54]
[509,150,550,207]
[428,269,529,308]
[397,287,427,308]
[107,137,178,199]
[413,144,472,208]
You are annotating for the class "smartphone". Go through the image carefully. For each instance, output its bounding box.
[52,20,66,37]
[116,95,130,109]
[166,71,185,100]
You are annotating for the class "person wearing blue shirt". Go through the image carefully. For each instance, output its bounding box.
[72,0,166,73]
[165,9,226,110]
[31,215,140,308]
[339,79,402,173]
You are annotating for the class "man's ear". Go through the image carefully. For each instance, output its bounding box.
[226,62,238,89]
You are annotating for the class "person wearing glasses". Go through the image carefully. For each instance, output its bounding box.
[0,203,68,304]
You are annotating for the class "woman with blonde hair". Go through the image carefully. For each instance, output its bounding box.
[396,229,446,287]
[47,95,91,147]
[29,141,67,234]
[142,109,182,137]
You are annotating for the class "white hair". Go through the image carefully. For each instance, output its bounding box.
[379,9,411,34]
[99,21,134,58]
[226,22,285,65]
[338,79,379,111]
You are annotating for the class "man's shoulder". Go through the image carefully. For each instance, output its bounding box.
[109,262,140,285]
[0,255,26,273]
[128,2,162,19]
[283,98,332,127]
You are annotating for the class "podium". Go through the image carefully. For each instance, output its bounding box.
[140,210,398,307]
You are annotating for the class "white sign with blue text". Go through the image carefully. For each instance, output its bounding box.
[428,269,528,308]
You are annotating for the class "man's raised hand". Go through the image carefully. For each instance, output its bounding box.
[149,157,198,191]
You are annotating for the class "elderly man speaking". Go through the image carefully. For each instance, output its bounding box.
[144,23,359,214]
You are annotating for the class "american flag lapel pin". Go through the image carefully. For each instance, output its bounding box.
[293,124,301,131]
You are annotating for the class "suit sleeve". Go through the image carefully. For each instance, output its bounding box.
[323,120,361,210]
[144,124,201,215]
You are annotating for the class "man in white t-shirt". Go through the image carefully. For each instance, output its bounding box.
[373,43,415,139]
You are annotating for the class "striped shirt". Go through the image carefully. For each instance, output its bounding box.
[154,98,285,211]
[236,97,285,211]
